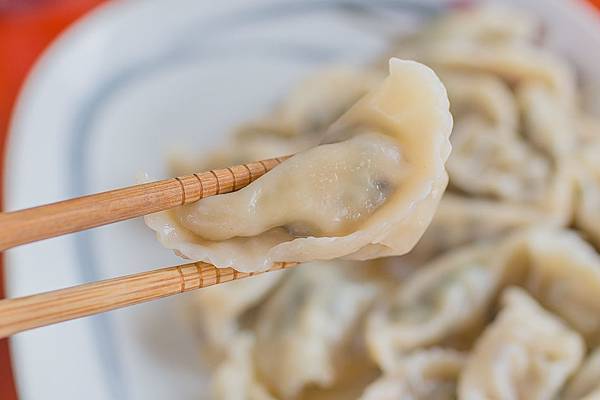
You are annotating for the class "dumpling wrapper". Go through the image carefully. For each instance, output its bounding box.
[212,334,276,400]
[458,287,584,400]
[238,67,382,138]
[366,242,499,372]
[403,194,543,264]
[425,5,540,46]
[524,229,600,346]
[252,262,377,399]
[447,121,551,202]
[188,271,284,355]
[441,71,518,134]
[146,58,452,272]
[359,349,465,400]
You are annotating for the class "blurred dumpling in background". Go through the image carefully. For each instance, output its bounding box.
[186,271,284,358]
[359,349,465,400]
[212,334,275,400]
[239,67,383,139]
[458,288,584,400]
[252,263,377,398]
[523,230,600,346]
[366,243,499,371]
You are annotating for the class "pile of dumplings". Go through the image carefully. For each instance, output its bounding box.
[147,5,600,400]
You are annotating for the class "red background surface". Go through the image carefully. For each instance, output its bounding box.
[0,0,598,398]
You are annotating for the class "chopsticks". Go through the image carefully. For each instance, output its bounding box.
[0,261,296,338]
[0,155,295,337]
[0,155,290,251]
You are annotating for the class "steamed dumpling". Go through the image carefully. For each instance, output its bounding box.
[459,288,584,400]
[212,334,275,400]
[147,58,452,271]
[441,71,518,134]
[366,243,499,371]
[424,5,540,45]
[188,272,284,355]
[404,195,542,264]
[252,262,377,398]
[239,67,382,138]
[177,133,408,240]
[447,124,551,202]
[524,230,600,346]
[359,349,465,400]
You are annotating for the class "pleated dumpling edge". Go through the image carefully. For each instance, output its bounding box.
[145,58,453,272]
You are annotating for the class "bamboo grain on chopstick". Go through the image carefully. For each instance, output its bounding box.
[0,260,297,338]
[0,155,290,251]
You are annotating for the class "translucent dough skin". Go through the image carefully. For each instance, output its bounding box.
[359,349,465,400]
[366,243,498,372]
[252,264,376,398]
[176,133,406,239]
[459,288,584,400]
[147,59,452,272]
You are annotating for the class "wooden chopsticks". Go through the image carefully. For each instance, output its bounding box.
[0,155,294,337]
[0,261,296,338]
[0,155,289,251]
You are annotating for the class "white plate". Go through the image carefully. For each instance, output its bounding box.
[5,0,600,399]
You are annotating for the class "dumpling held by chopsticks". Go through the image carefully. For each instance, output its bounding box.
[146,58,453,272]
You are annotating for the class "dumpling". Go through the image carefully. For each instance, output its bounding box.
[212,334,276,400]
[447,122,551,202]
[440,71,518,134]
[414,39,576,106]
[174,133,408,241]
[366,243,499,371]
[359,349,465,400]
[252,262,377,399]
[458,287,584,400]
[188,271,284,355]
[516,82,576,159]
[146,58,453,271]
[386,5,541,72]
[423,5,540,45]
[563,348,600,400]
[524,229,600,346]
[239,67,382,138]
[403,195,542,264]
[392,5,575,101]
